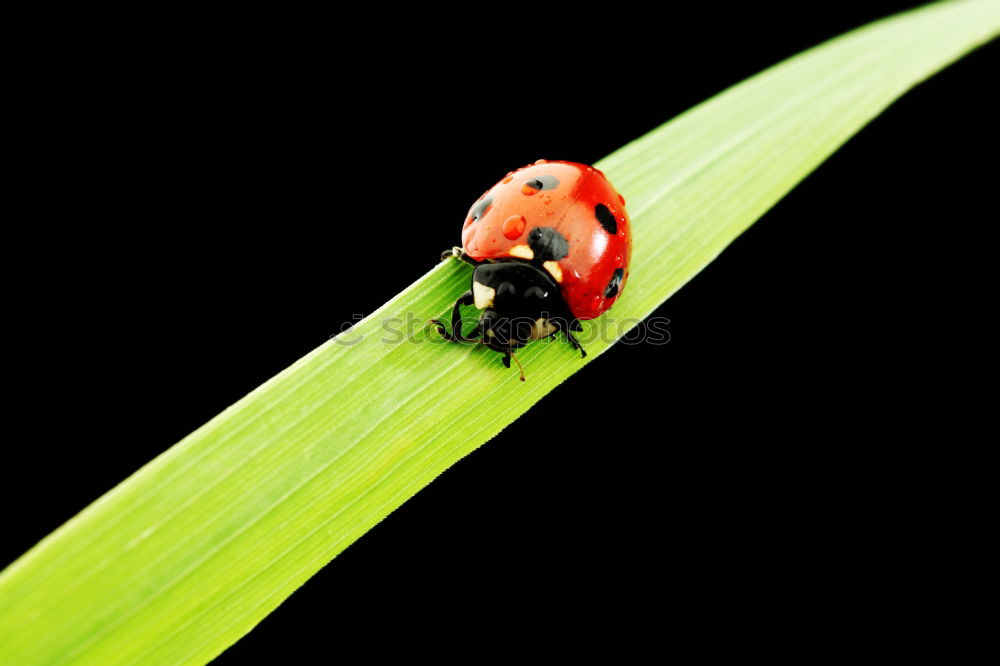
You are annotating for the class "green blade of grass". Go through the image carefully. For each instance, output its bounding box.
[2,2,997,663]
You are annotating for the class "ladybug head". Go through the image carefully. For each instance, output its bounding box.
[470,261,577,353]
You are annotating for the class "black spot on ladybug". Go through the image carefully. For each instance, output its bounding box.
[469,195,493,223]
[527,227,569,262]
[524,174,560,191]
[595,204,617,235]
[604,268,624,299]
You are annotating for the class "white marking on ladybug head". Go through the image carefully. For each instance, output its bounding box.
[509,244,534,260]
[473,281,496,309]
[529,318,558,341]
[542,260,563,283]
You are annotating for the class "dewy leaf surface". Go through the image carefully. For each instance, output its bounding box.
[2,2,997,663]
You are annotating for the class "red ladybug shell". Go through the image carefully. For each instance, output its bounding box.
[461,160,631,321]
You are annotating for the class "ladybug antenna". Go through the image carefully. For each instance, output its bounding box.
[509,351,526,382]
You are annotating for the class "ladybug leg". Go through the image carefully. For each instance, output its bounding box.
[430,291,480,342]
[440,246,479,266]
[451,292,481,342]
[561,327,587,358]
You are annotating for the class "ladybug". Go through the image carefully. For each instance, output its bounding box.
[431,160,631,380]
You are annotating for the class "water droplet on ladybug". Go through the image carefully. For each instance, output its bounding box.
[521,183,539,196]
[615,254,623,264]
[535,158,547,164]
[618,193,626,206]
[502,173,513,184]
[502,214,526,239]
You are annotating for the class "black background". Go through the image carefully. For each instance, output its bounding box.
[3,3,995,657]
